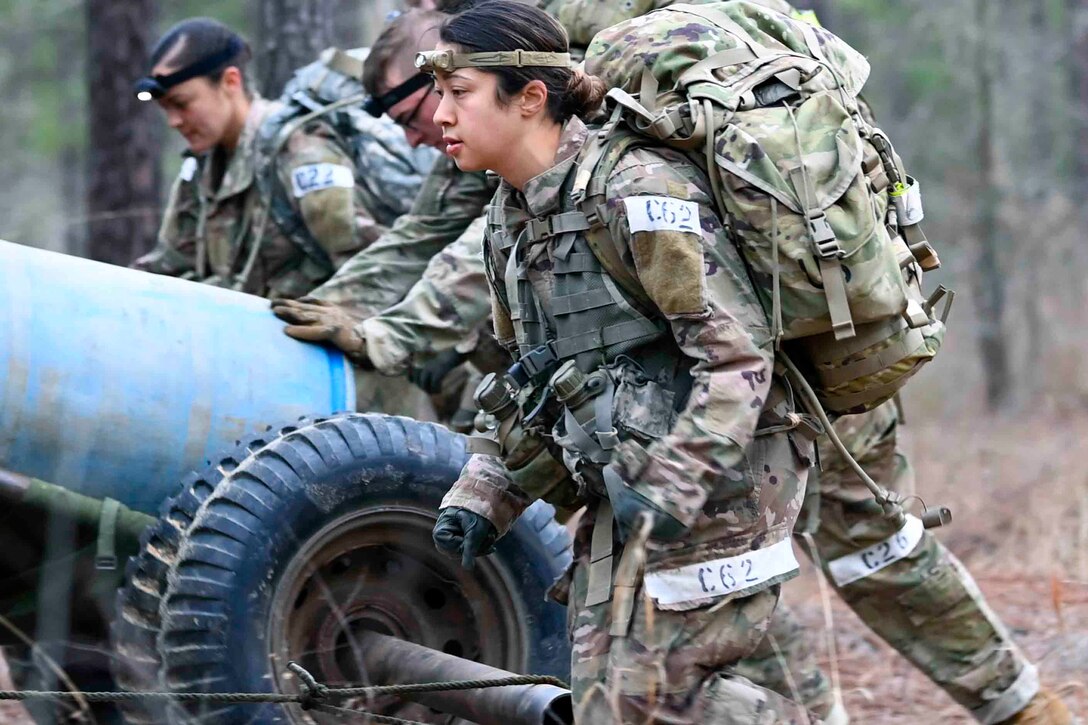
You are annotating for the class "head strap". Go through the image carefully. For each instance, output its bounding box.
[134,36,245,101]
[414,49,571,73]
[362,72,433,118]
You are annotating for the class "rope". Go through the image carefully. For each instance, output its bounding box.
[0,662,568,721]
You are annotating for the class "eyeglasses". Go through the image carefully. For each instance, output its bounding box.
[362,72,433,118]
[392,84,433,130]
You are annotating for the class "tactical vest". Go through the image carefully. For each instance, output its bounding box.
[479,133,700,491]
[486,134,688,384]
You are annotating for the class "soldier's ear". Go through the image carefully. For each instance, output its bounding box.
[517,79,548,118]
[220,66,245,95]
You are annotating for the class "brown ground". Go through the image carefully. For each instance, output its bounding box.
[787,408,1088,722]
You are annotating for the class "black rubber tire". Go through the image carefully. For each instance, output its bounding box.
[155,414,572,724]
[110,420,324,724]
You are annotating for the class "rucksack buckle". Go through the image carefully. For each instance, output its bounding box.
[525,217,552,242]
[808,214,841,258]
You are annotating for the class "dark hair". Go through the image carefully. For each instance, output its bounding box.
[439,1,606,122]
[149,18,252,91]
[362,9,443,96]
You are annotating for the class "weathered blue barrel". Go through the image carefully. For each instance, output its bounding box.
[0,240,356,513]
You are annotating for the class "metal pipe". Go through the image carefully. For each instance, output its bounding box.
[358,631,573,725]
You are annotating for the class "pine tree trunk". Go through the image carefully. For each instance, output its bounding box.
[974,0,1011,410]
[256,0,335,97]
[85,0,161,265]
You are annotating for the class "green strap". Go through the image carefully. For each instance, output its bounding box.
[95,498,121,571]
[554,318,661,359]
[787,164,855,341]
[551,287,615,316]
[817,327,926,388]
[820,376,914,412]
[677,47,760,88]
[584,499,615,607]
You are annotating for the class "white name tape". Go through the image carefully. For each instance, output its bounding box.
[291,163,354,198]
[827,514,925,587]
[179,157,198,182]
[644,537,798,607]
[623,195,700,234]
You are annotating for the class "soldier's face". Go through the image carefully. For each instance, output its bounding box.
[154,70,243,154]
[431,64,523,174]
[383,70,443,149]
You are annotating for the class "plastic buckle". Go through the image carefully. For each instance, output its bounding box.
[509,343,559,387]
[95,555,117,571]
[808,214,841,257]
[525,217,552,242]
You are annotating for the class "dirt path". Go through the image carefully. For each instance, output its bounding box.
[788,568,1088,722]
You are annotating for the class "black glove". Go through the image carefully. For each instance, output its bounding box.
[432,507,498,570]
[409,349,468,394]
[603,466,687,541]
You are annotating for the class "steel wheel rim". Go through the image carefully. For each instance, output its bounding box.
[267,504,528,724]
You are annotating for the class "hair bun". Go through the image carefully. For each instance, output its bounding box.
[563,69,607,119]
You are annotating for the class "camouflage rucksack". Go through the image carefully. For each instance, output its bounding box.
[255,48,438,274]
[582,1,951,416]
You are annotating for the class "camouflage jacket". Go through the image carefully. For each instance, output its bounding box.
[312,155,498,373]
[444,118,812,608]
[134,96,387,299]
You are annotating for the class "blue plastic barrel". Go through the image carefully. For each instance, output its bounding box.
[0,240,356,513]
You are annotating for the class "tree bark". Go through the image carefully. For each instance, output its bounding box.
[85,0,161,265]
[256,0,335,97]
[973,0,1011,410]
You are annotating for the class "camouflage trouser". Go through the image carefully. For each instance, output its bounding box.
[567,557,816,724]
[737,400,1037,724]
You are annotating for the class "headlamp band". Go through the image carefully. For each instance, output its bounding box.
[414,49,571,74]
[362,72,433,118]
[134,36,245,101]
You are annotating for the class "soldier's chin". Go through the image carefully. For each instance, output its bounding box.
[184,134,211,154]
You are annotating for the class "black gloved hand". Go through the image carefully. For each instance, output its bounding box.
[432,507,498,570]
[409,348,468,394]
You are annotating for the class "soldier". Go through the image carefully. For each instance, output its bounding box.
[276,4,1071,723]
[133,18,437,418]
[132,18,399,299]
[271,8,501,422]
[420,2,815,720]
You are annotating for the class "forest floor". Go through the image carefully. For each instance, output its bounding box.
[789,406,1088,722]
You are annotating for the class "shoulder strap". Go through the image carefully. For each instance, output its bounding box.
[572,132,657,315]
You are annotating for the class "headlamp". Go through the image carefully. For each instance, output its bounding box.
[362,72,433,118]
[133,36,244,102]
[413,49,572,74]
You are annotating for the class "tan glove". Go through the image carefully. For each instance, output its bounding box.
[270,297,371,367]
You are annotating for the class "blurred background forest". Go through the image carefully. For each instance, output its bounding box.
[1,1,1087,720]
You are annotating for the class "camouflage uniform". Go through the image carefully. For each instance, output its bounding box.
[443,117,815,722]
[312,155,498,374]
[134,95,386,299]
[742,400,1038,723]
